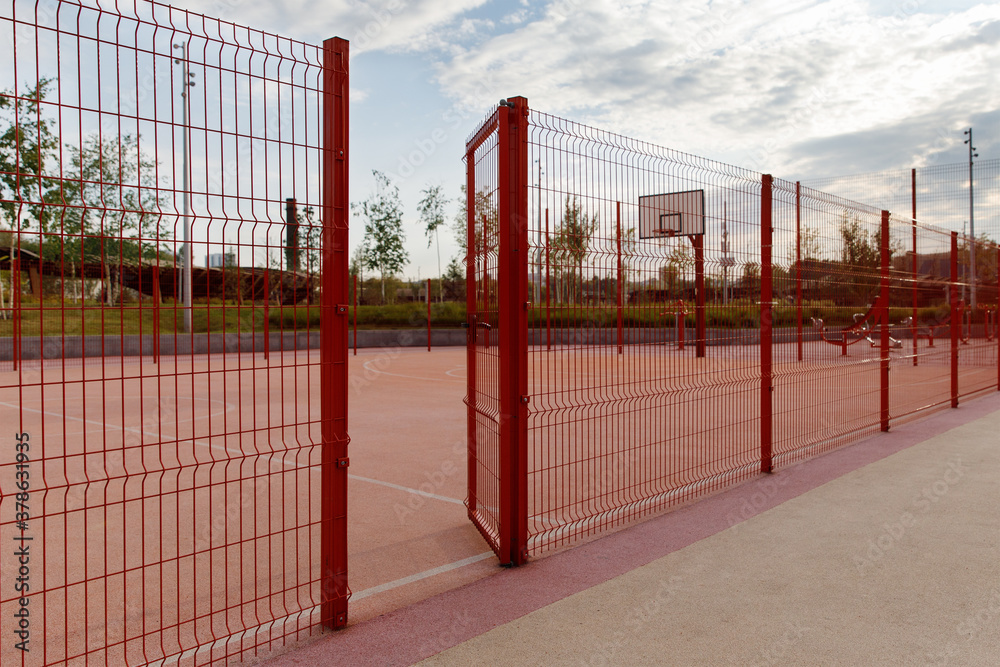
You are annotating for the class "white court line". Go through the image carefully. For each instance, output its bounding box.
[351,551,495,601]
[0,398,234,433]
[361,358,459,383]
[444,365,467,378]
[153,550,495,665]
[349,473,465,505]
[1,399,307,475]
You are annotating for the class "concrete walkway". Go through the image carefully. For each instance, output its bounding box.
[267,392,1000,666]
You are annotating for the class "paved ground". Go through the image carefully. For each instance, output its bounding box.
[266,390,1000,666]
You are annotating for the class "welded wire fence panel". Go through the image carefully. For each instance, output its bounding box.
[771,181,885,466]
[956,235,1000,400]
[889,219,955,422]
[1,1,345,664]
[804,159,1000,243]
[464,109,505,556]
[468,103,1000,560]
[524,112,762,555]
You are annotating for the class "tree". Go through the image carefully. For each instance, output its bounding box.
[418,184,447,301]
[58,133,170,304]
[441,257,466,301]
[453,184,499,261]
[357,170,408,303]
[838,211,897,303]
[0,80,61,234]
[0,80,61,316]
[551,196,598,304]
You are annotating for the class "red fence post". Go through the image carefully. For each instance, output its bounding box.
[465,144,478,516]
[760,174,774,473]
[12,257,20,371]
[545,208,551,351]
[427,277,432,352]
[616,201,623,354]
[263,269,270,360]
[911,169,918,367]
[693,235,706,358]
[497,96,530,566]
[996,244,999,391]
[153,267,161,364]
[880,211,890,432]
[353,273,357,356]
[950,231,959,409]
[320,35,349,630]
[796,181,803,362]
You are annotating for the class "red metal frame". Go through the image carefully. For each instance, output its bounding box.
[1,3,349,663]
[880,210,890,432]
[796,181,803,362]
[497,97,530,565]
[464,101,1000,563]
[912,169,919,367]
[321,35,350,631]
[760,174,774,473]
[951,231,959,408]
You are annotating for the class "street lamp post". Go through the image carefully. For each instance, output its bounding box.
[963,128,978,309]
[174,43,196,333]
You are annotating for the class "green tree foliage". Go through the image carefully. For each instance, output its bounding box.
[418,184,447,300]
[838,211,897,303]
[441,256,466,301]
[551,196,598,304]
[358,170,408,303]
[454,184,499,261]
[58,133,170,265]
[1,80,170,306]
[0,80,60,233]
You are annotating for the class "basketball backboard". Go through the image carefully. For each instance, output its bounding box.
[638,189,705,239]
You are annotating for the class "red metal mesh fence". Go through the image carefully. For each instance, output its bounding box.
[1,1,348,664]
[466,100,1000,561]
[804,159,1000,244]
[523,111,765,554]
[770,181,886,467]
[465,108,505,558]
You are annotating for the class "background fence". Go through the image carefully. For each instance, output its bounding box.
[805,160,1000,245]
[465,98,1000,563]
[1,1,349,664]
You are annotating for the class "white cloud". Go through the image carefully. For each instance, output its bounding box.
[167,0,489,55]
[432,0,1000,176]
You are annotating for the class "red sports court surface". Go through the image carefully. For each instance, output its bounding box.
[1,339,996,663]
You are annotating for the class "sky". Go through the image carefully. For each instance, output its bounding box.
[12,0,1000,276]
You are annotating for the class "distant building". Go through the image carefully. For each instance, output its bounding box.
[206,251,237,268]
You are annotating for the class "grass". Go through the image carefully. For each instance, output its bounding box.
[0,298,955,338]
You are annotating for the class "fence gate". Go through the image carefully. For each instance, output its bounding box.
[464,98,529,566]
[1,2,349,664]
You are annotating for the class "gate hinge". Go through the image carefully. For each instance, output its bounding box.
[337,457,350,468]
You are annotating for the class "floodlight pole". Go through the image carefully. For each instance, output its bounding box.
[174,43,196,333]
[964,128,978,309]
